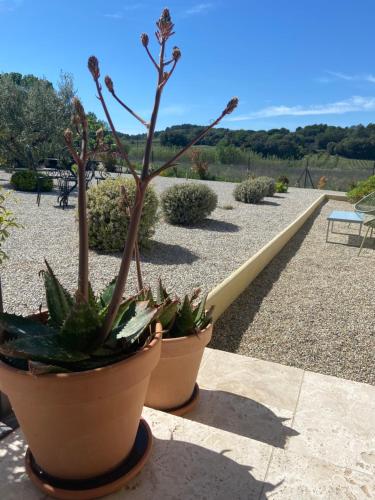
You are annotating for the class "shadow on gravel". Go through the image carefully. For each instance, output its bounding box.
[211,203,324,353]
[141,240,199,265]
[189,389,298,448]
[260,200,280,207]
[196,218,240,233]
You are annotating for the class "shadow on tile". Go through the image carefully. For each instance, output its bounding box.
[129,436,280,499]
[188,389,299,448]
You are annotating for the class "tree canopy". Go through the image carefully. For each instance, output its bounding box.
[156,123,375,160]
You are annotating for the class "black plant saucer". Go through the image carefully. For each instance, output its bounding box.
[168,383,200,417]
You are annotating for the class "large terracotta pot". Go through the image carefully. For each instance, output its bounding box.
[145,324,212,411]
[0,325,161,481]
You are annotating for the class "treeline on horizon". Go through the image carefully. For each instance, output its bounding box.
[124,123,375,161]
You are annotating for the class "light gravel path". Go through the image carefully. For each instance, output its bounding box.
[0,173,322,317]
[212,199,375,385]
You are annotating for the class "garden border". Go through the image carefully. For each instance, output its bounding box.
[206,192,347,321]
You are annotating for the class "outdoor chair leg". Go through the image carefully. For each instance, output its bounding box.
[358,227,370,256]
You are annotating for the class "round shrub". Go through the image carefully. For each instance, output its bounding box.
[256,176,276,196]
[161,182,217,225]
[11,170,53,192]
[87,178,158,252]
[275,181,288,193]
[233,178,265,204]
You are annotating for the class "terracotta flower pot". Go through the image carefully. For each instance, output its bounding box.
[0,324,161,482]
[145,323,212,412]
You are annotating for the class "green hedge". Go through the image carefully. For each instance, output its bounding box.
[161,182,217,225]
[87,178,158,252]
[10,170,53,192]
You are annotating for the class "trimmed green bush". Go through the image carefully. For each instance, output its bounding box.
[275,181,288,193]
[87,178,158,252]
[347,175,375,203]
[256,176,276,196]
[10,170,53,192]
[233,178,265,204]
[161,182,217,225]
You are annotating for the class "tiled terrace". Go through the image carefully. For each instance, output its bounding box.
[1,347,374,499]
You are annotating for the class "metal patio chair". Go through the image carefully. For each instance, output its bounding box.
[354,191,375,255]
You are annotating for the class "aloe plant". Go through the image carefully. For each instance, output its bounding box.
[0,262,158,373]
[140,280,213,339]
[0,9,237,374]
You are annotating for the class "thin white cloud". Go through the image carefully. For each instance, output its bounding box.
[0,0,22,13]
[160,105,188,116]
[185,3,213,15]
[227,96,375,122]
[104,12,124,19]
[319,71,375,84]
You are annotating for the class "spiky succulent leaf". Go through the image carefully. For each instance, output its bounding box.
[116,302,158,344]
[59,302,101,352]
[138,287,156,306]
[42,260,74,328]
[0,334,89,364]
[197,305,214,330]
[99,278,117,308]
[192,293,208,325]
[112,297,136,329]
[88,282,98,311]
[157,300,178,330]
[156,278,169,304]
[172,295,195,337]
[0,313,58,341]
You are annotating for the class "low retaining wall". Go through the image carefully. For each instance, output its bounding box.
[207,193,346,321]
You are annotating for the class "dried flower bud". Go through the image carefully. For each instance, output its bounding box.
[224,97,239,115]
[156,7,174,42]
[141,33,149,47]
[160,8,171,24]
[105,75,114,93]
[73,97,86,122]
[88,56,100,79]
[64,128,73,146]
[172,46,181,61]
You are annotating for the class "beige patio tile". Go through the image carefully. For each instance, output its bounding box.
[287,370,375,475]
[198,347,304,412]
[114,407,274,499]
[264,448,375,499]
[187,387,298,450]
[0,430,45,499]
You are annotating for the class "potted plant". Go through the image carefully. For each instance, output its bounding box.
[144,281,214,415]
[0,9,237,499]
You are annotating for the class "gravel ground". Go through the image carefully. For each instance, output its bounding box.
[0,173,321,316]
[212,199,375,385]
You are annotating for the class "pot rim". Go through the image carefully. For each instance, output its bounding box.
[0,331,161,380]
[160,322,213,344]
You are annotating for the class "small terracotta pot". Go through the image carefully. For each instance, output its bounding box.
[145,323,212,411]
[0,318,161,481]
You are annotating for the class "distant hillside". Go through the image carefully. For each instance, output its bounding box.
[124,123,375,161]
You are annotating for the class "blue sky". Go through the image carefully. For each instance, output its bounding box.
[1,0,375,133]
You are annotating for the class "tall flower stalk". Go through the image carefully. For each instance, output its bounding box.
[76,9,238,343]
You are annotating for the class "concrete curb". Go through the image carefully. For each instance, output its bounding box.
[207,192,347,321]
